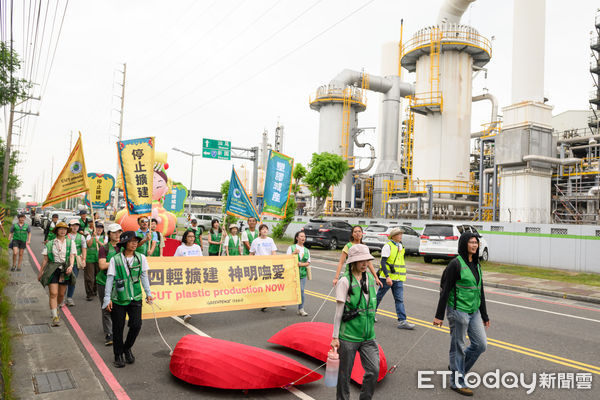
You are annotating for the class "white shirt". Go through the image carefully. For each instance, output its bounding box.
[85,233,108,245]
[174,244,203,257]
[42,238,77,263]
[286,244,311,263]
[250,237,277,255]
[68,232,87,249]
[107,253,150,277]
[241,229,258,242]
[381,241,403,258]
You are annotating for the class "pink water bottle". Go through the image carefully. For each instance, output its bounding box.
[324,348,339,387]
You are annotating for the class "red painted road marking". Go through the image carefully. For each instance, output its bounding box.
[27,244,131,400]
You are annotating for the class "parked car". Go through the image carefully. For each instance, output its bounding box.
[301,219,353,250]
[363,224,421,254]
[32,209,45,227]
[418,223,489,263]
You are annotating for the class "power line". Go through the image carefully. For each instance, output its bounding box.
[148,0,378,132]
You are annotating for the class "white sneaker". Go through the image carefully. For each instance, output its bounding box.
[297,309,308,317]
[66,298,75,307]
[183,314,192,323]
[280,306,287,311]
[398,320,416,330]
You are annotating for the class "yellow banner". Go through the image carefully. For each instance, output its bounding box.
[43,132,88,206]
[141,255,300,319]
[117,137,155,215]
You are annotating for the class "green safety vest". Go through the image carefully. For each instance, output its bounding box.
[243,229,258,255]
[135,230,153,256]
[448,255,482,314]
[209,231,222,254]
[110,254,143,306]
[96,243,119,286]
[191,227,202,245]
[86,235,105,263]
[343,242,355,273]
[378,241,406,281]
[291,244,309,279]
[47,222,57,241]
[68,233,84,256]
[339,271,377,342]
[228,235,241,256]
[46,239,72,264]
[151,232,162,256]
[12,223,29,242]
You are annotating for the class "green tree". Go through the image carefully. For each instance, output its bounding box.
[0,137,20,200]
[304,152,348,218]
[291,163,307,200]
[272,196,296,239]
[0,42,31,106]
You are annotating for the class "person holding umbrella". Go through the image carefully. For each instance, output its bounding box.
[102,231,154,368]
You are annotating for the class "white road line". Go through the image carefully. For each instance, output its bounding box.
[170,317,317,399]
[310,264,600,324]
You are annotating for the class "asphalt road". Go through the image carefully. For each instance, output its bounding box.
[26,227,600,399]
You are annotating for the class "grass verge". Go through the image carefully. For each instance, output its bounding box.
[405,255,600,288]
[0,221,14,399]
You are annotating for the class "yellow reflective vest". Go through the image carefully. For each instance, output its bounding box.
[378,241,406,281]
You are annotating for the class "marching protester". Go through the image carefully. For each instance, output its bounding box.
[188,218,203,247]
[207,219,223,256]
[241,216,258,255]
[150,218,163,256]
[44,213,59,244]
[333,226,381,288]
[102,231,154,368]
[38,222,76,327]
[250,224,280,311]
[433,232,490,396]
[8,213,31,271]
[77,209,90,233]
[97,224,122,346]
[286,231,311,316]
[65,219,87,306]
[374,227,415,329]
[135,216,157,256]
[174,230,203,323]
[223,224,242,256]
[331,244,379,400]
[84,222,106,301]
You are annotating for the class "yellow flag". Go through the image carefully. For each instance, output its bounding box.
[43,132,89,206]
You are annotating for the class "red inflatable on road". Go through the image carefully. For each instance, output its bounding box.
[170,335,322,389]
[268,322,388,384]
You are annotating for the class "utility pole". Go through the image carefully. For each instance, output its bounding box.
[1,103,15,203]
[113,63,127,213]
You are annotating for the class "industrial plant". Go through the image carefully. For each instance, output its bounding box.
[300,0,600,225]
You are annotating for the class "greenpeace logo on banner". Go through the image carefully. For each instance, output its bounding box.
[417,370,593,394]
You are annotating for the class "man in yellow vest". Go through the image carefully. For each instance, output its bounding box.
[375,227,415,330]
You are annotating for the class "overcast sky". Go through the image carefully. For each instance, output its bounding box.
[3,0,598,202]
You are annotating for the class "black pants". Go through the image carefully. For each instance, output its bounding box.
[111,300,142,357]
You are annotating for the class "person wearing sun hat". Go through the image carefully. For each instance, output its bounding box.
[331,244,379,400]
[374,226,415,330]
[97,223,123,346]
[223,224,242,256]
[65,219,87,306]
[102,231,154,368]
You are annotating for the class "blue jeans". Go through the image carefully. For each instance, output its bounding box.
[66,265,79,298]
[375,280,406,321]
[446,306,487,388]
[299,278,306,309]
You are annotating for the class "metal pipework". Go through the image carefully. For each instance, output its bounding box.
[437,0,477,24]
[352,129,375,174]
[472,93,499,127]
[557,134,600,144]
[522,155,581,165]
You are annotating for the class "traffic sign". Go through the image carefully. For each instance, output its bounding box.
[202,139,231,160]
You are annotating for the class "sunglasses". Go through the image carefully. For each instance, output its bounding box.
[139,219,149,223]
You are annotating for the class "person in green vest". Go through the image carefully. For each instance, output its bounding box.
[287,231,311,317]
[102,231,154,368]
[241,216,258,255]
[374,227,415,329]
[188,218,203,247]
[333,225,381,288]
[84,222,106,301]
[65,219,87,306]
[433,232,490,396]
[44,213,59,244]
[223,224,242,256]
[150,218,163,257]
[135,216,157,256]
[37,222,76,327]
[78,209,91,234]
[207,219,223,256]
[8,213,31,271]
[97,224,123,346]
[331,244,379,400]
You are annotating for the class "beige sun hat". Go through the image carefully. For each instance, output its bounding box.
[229,224,239,231]
[346,244,374,264]
[388,227,403,238]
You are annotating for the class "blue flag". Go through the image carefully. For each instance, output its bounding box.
[226,167,261,221]
[262,150,294,218]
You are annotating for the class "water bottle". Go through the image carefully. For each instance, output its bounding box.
[324,348,339,387]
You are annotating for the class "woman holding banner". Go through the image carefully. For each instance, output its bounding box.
[250,224,280,312]
[173,230,203,323]
[286,231,310,317]
[223,224,242,256]
[207,219,223,256]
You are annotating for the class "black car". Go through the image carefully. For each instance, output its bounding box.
[301,219,353,250]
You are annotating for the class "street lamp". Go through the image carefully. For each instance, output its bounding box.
[172,147,200,217]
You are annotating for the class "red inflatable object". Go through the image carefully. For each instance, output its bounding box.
[170,335,322,389]
[163,238,181,256]
[268,322,387,384]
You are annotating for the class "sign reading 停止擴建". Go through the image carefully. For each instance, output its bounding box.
[202,138,231,160]
[117,137,155,215]
[141,254,300,319]
[262,150,294,218]
[84,173,115,209]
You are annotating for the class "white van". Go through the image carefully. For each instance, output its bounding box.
[418,223,489,263]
